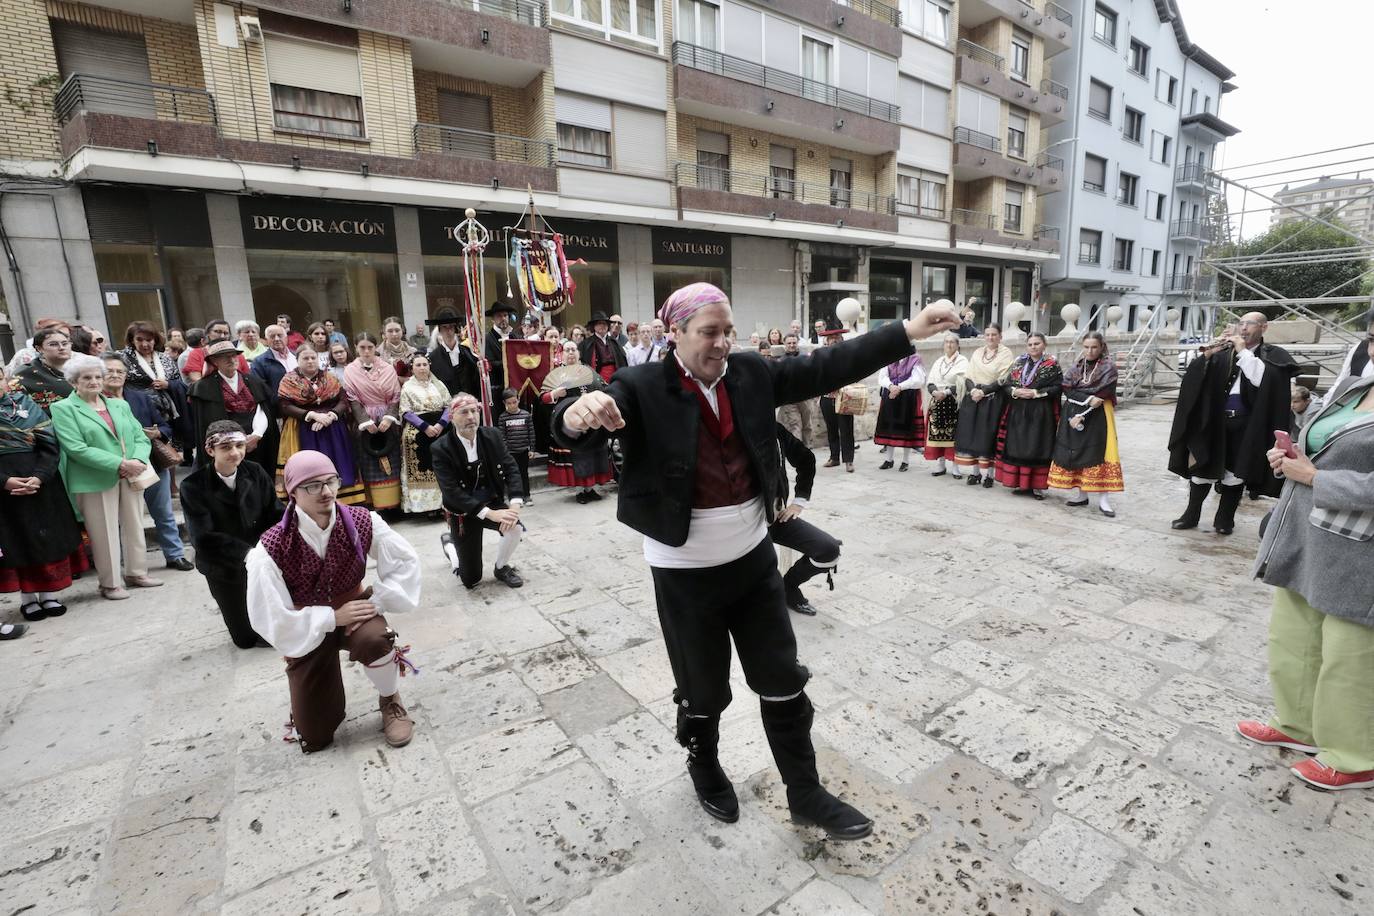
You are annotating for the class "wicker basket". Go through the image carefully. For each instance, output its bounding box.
[836,383,869,416]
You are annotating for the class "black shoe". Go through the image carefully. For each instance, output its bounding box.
[1066,498,1089,507]
[0,623,27,640]
[493,565,524,588]
[39,600,66,617]
[575,491,590,504]
[966,473,980,486]
[898,463,909,472]
[20,601,45,622]
[1100,506,1116,518]
[167,557,195,572]
[760,694,872,841]
[786,588,817,616]
[878,460,894,470]
[1213,484,1245,536]
[1013,488,1031,497]
[584,489,603,501]
[1172,481,1211,530]
[982,476,995,488]
[677,708,739,824]
[931,469,947,477]
[1031,492,1046,501]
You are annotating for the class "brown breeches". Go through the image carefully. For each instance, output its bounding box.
[285,615,393,752]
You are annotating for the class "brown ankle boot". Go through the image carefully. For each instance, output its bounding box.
[379,693,413,748]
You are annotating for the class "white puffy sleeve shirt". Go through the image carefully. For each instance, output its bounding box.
[246,509,422,658]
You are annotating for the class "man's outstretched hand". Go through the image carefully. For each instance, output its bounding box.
[563,391,625,433]
[905,302,963,340]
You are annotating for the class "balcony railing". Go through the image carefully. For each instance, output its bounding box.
[1165,273,1216,294]
[413,123,554,167]
[847,0,902,27]
[1175,161,1221,190]
[952,208,996,230]
[1035,151,1065,171]
[54,72,216,125]
[1041,78,1069,100]
[672,42,901,123]
[1034,224,1060,241]
[957,39,1005,71]
[1170,219,1215,241]
[954,126,1001,153]
[895,200,945,220]
[441,0,547,27]
[674,161,896,214]
[1046,1,1073,25]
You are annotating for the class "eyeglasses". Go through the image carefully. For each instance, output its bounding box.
[94,337,105,344]
[297,476,341,496]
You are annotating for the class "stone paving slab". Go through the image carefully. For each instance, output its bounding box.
[1,404,1365,914]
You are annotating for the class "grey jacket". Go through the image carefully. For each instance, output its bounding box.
[1254,374,1374,624]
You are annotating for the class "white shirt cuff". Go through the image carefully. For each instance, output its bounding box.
[790,497,809,509]
[476,506,490,520]
[509,498,524,509]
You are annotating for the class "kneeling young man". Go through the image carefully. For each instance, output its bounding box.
[246,450,422,752]
[432,393,527,589]
[769,423,841,617]
[179,420,282,648]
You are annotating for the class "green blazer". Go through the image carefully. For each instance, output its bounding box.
[50,391,152,494]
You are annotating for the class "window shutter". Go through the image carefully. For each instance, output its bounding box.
[264,34,361,96]
[52,23,156,118]
[555,92,612,131]
[697,129,730,155]
[612,105,666,176]
[770,145,795,169]
[1089,80,1111,117]
[437,90,494,159]
[1085,155,1107,187]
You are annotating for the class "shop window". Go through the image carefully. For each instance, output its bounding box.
[653,267,729,313]
[868,262,910,325]
[921,264,954,304]
[246,250,402,340]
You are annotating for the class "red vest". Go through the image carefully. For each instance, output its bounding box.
[676,363,759,509]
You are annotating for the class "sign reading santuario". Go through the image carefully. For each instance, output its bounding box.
[240,197,396,253]
[652,227,731,268]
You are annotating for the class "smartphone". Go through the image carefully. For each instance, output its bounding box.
[1274,429,1298,459]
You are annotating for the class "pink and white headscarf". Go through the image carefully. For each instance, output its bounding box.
[659,282,729,331]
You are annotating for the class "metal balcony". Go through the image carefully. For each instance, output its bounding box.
[954,126,1001,154]
[671,42,900,123]
[957,39,1005,71]
[1169,219,1215,242]
[673,162,894,214]
[952,208,997,230]
[848,0,902,27]
[1034,224,1060,241]
[1041,78,1069,100]
[1175,162,1222,193]
[442,0,547,26]
[1165,273,1217,295]
[1035,151,1064,171]
[1046,1,1073,25]
[54,72,216,125]
[413,123,554,167]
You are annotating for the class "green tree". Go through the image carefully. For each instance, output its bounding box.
[1216,219,1370,318]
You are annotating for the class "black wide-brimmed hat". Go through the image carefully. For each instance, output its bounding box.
[587,311,612,330]
[424,305,466,328]
[358,423,401,458]
[486,298,520,318]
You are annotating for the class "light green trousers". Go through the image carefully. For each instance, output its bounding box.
[1268,587,1374,773]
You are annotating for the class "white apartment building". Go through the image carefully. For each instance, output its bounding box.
[0,0,1077,343]
[1274,177,1374,239]
[1040,0,1236,333]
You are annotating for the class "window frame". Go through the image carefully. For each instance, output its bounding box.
[556,122,612,169]
[1010,33,1031,82]
[552,0,660,49]
[1079,228,1102,265]
[1117,170,1139,207]
[1128,38,1149,77]
[896,170,946,219]
[1007,109,1028,160]
[1087,78,1113,122]
[1112,237,1134,272]
[1123,106,1144,144]
[1093,4,1117,47]
[1003,182,1025,234]
[1083,153,1108,193]
[270,84,365,138]
[676,0,720,50]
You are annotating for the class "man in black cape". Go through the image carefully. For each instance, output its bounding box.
[426,306,482,402]
[190,340,278,477]
[485,299,519,410]
[1168,312,1296,534]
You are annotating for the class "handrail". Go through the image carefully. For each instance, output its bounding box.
[1174,161,1220,189]
[1033,224,1060,241]
[952,208,996,230]
[1041,78,1069,100]
[445,0,547,27]
[846,0,901,28]
[413,122,554,167]
[1046,2,1073,26]
[53,72,217,125]
[957,39,1005,71]
[673,161,896,214]
[671,42,900,123]
[1035,151,1065,171]
[1169,219,1214,240]
[954,125,1001,153]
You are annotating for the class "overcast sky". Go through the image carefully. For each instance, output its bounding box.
[1173,0,1374,237]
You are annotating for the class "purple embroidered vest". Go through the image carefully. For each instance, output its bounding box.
[259,505,373,607]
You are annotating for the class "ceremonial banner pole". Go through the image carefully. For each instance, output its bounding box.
[457,207,494,425]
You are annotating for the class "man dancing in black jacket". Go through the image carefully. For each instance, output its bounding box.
[554,282,958,842]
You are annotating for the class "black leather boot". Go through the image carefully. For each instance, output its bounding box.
[676,706,739,823]
[1171,481,1212,530]
[760,694,873,841]
[1213,484,1245,535]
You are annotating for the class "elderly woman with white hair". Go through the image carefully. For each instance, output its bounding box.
[236,319,268,360]
[49,354,162,600]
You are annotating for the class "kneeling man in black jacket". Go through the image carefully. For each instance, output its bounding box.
[432,393,527,590]
[553,281,959,842]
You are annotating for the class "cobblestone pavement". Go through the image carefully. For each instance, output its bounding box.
[2,404,1369,915]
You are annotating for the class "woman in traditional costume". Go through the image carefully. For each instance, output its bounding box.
[276,346,366,505]
[344,333,403,511]
[995,333,1063,499]
[380,316,415,377]
[541,340,613,503]
[399,354,451,515]
[119,320,188,453]
[0,363,90,624]
[15,326,74,410]
[874,351,926,472]
[954,323,1014,487]
[924,332,968,478]
[1049,331,1123,516]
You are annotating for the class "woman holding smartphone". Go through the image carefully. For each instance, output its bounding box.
[1238,332,1374,791]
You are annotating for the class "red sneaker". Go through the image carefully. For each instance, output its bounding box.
[1236,720,1317,754]
[1291,758,1374,791]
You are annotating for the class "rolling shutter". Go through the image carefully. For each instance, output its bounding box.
[555,92,612,131]
[612,105,666,177]
[52,22,156,118]
[264,33,361,96]
[437,90,494,159]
